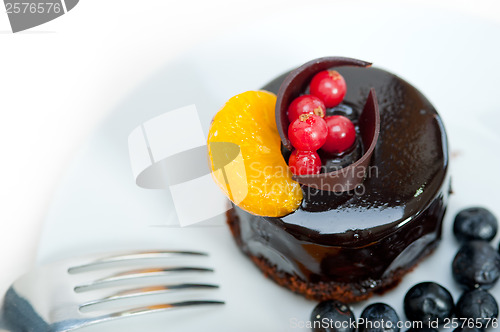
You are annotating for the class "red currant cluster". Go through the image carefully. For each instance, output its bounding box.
[287,70,356,175]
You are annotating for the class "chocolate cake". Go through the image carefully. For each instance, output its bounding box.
[226,58,450,302]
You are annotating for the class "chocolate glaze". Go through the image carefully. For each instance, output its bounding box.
[228,65,450,301]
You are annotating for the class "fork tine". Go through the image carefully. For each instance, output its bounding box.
[114,300,225,314]
[74,267,214,292]
[80,283,219,309]
[69,250,208,273]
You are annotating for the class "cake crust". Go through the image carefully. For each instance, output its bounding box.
[228,204,443,302]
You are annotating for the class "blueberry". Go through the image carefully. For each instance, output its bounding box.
[403,282,454,325]
[321,138,362,172]
[454,207,498,243]
[452,240,500,290]
[311,300,356,332]
[456,289,499,328]
[358,303,400,332]
[325,103,357,121]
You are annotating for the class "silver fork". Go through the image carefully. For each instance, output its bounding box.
[0,250,224,332]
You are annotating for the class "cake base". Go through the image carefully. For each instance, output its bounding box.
[227,208,440,302]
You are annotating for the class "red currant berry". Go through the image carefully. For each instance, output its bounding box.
[288,150,322,175]
[288,114,328,151]
[322,115,356,154]
[287,95,326,123]
[309,70,347,107]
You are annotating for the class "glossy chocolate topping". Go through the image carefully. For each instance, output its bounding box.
[228,64,450,301]
[267,66,448,245]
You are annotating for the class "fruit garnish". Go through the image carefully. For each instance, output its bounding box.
[322,115,356,154]
[207,90,303,217]
[452,241,500,290]
[359,303,400,332]
[275,57,371,152]
[287,95,326,123]
[453,207,498,243]
[275,57,377,192]
[404,282,454,326]
[311,300,356,332]
[288,150,321,175]
[456,289,499,325]
[310,70,347,108]
[288,114,327,151]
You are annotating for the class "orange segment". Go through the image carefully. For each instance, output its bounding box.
[207,90,303,217]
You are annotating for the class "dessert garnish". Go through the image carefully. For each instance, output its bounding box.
[208,57,381,218]
[276,57,380,192]
[358,303,400,332]
[207,90,302,217]
[309,70,347,107]
[321,115,356,154]
[286,68,359,176]
[453,207,498,243]
[310,300,355,332]
[404,282,455,326]
[288,150,322,175]
[288,114,327,151]
[287,95,326,122]
[452,240,500,290]
[456,289,499,326]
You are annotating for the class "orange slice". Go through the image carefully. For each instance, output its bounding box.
[207,91,303,217]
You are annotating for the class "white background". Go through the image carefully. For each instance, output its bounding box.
[0,0,499,301]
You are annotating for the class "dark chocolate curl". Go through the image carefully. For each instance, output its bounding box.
[275,57,380,192]
[276,56,372,150]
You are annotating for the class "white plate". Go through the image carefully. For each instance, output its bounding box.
[37,3,500,331]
